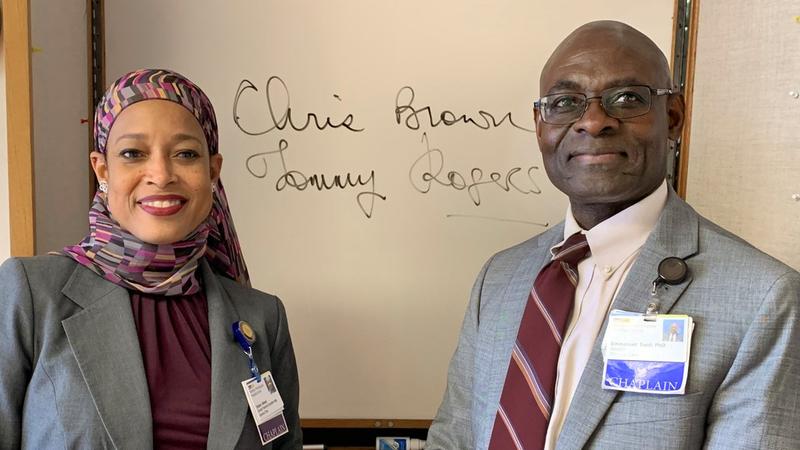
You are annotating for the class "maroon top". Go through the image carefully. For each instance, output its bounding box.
[131,291,212,450]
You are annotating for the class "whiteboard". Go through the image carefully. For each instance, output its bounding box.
[105,0,674,419]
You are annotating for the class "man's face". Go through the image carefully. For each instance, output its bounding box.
[535,32,684,213]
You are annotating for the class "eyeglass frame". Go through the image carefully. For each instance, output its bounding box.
[533,85,676,125]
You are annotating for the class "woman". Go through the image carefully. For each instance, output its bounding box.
[0,69,301,449]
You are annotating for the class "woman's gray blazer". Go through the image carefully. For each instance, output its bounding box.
[0,255,301,449]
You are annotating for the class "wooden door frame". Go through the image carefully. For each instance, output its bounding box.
[671,0,701,198]
[2,0,36,256]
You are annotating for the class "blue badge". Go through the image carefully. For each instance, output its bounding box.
[601,310,694,395]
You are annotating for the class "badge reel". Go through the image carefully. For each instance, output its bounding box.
[233,320,261,382]
[233,320,289,445]
[602,257,694,395]
[646,257,688,320]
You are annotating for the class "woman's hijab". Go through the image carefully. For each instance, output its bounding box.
[62,68,250,295]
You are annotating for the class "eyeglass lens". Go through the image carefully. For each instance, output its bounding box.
[540,85,653,125]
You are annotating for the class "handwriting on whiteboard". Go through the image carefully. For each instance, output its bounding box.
[244,139,386,219]
[233,76,545,221]
[409,133,542,205]
[233,76,364,134]
[394,86,535,133]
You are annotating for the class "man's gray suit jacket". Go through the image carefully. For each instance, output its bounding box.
[0,255,302,449]
[426,190,800,449]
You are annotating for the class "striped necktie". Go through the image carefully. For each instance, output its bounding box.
[488,232,590,450]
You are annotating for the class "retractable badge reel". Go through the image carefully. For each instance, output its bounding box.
[233,321,289,444]
[233,320,261,382]
[646,257,688,319]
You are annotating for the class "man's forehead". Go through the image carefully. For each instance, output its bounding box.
[540,42,669,92]
[544,76,649,94]
[553,20,660,56]
[541,45,655,89]
[540,21,669,91]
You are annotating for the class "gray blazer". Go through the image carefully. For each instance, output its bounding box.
[426,190,800,449]
[0,255,302,450]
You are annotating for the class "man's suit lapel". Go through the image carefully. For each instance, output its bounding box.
[556,190,699,450]
[505,225,566,315]
[60,265,153,449]
[202,261,251,450]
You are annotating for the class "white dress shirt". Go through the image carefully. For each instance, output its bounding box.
[544,181,668,449]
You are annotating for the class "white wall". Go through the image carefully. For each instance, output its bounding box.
[30,0,89,254]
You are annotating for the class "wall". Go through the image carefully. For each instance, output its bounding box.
[29,0,89,254]
[0,24,11,260]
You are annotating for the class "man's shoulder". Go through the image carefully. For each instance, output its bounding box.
[694,210,797,280]
[468,223,565,293]
[489,222,564,266]
[667,199,800,307]
[660,193,796,279]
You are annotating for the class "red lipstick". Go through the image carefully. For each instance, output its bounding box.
[137,194,186,216]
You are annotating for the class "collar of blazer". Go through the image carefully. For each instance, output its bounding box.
[60,259,250,449]
[555,187,699,450]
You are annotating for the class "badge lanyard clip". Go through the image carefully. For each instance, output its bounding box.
[645,280,661,321]
[233,321,262,382]
[645,257,689,321]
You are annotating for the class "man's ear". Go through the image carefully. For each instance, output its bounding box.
[90,151,108,183]
[534,107,544,143]
[667,93,686,141]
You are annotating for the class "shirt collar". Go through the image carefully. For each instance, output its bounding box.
[557,180,668,275]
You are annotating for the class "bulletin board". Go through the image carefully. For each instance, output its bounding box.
[685,0,800,271]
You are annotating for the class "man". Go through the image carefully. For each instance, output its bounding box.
[664,322,682,342]
[426,21,800,450]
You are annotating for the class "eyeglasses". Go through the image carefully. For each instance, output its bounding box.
[534,85,675,125]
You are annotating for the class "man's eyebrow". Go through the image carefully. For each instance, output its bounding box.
[606,77,647,88]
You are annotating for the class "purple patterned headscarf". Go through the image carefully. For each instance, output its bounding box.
[62,68,250,295]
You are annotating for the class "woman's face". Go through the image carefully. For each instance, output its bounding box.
[91,100,223,245]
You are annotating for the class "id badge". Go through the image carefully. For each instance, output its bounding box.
[600,310,694,395]
[241,371,289,445]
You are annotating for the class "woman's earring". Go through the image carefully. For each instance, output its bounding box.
[211,184,217,193]
[98,181,108,193]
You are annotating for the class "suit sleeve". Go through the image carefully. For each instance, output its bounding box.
[0,258,35,450]
[425,258,492,450]
[268,297,303,450]
[704,270,800,449]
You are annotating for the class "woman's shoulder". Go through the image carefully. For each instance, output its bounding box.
[210,273,286,317]
[0,255,85,315]
[0,254,80,285]
[212,273,280,303]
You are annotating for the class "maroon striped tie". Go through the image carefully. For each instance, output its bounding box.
[488,232,590,450]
